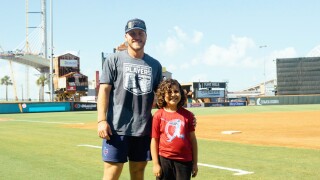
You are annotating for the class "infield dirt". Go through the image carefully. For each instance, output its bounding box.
[196,111,320,149]
[63,110,320,149]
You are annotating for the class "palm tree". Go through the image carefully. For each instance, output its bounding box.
[36,75,48,101]
[1,75,13,101]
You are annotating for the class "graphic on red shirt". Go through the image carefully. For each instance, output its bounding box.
[164,118,185,142]
[152,108,195,161]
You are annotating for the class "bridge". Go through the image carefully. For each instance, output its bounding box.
[0,51,49,73]
[0,0,51,101]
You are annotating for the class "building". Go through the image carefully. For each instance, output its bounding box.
[53,53,88,101]
[162,67,172,80]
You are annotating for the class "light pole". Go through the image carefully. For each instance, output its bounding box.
[21,84,24,101]
[49,0,54,101]
[259,45,267,96]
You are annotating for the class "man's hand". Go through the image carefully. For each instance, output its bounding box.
[97,121,112,140]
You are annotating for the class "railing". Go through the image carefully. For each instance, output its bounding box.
[0,98,52,102]
[0,50,43,57]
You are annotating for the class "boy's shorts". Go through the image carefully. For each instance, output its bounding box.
[102,134,151,163]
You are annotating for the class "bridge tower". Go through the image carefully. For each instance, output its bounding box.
[26,0,47,58]
[25,0,48,100]
[0,0,50,101]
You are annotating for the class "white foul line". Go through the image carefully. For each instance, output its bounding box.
[78,144,254,176]
[9,120,84,125]
[78,144,101,149]
[198,163,254,175]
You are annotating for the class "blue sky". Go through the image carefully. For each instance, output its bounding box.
[1,0,320,100]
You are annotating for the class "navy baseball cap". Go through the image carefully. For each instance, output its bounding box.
[125,18,146,33]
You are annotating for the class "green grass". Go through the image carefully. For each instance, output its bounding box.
[183,104,320,115]
[1,105,320,179]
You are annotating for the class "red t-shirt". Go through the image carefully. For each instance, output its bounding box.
[152,107,195,162]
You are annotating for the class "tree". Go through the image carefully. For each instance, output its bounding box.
[1,75,13,101]
[36,75,48,101]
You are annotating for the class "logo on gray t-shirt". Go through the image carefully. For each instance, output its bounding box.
[123,63,152,95]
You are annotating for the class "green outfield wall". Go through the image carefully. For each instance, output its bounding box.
[253,95,320,105]
[1,95,319,113]
[0,102,96,114]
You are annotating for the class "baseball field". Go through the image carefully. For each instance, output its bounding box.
[1,104,319,179]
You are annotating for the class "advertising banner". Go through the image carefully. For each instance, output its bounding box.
[21,102,70,113]
[60,59,78,67]
[256,98,280,105]
[72,102,97,111]
[204,102,227,107]
[193,82,226,89]
[0,104,21,114]
[187,103,204,108]
[76,86,88,91]
[229,102,246,106]
[196,90,225,98]
[67,85,76,91]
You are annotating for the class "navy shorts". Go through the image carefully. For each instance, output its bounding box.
[102,134,152,163]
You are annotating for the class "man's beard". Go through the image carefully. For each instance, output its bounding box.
[128,41,145,51]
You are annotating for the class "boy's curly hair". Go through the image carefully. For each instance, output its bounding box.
[156,79,186,109]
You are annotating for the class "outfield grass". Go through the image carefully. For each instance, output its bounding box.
[1,104,320,179]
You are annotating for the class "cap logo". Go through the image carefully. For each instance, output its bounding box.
[125,19,146,33]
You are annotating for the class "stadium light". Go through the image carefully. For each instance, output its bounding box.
[259,45,267,96]
[49,0,54,101]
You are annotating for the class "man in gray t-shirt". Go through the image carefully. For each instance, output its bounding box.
[100,50,162,136]
[97,18,162,180]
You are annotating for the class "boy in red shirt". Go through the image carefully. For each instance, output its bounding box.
[151,79,198,179]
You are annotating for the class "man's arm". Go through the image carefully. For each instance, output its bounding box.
[97,84,112,140]
[150,138,162,177]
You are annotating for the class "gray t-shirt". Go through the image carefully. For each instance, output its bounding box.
[100,50,162,136]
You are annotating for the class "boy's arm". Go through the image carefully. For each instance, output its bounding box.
[190,131,198,177]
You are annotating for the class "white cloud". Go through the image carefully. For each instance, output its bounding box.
[190,73,209,82]
[173,26,203,44]
[192,31,203,44]
[241,57,259,68]
[174,26,188,41]
[167,64,178,72]
[180,63,190,70]
[157,26,204,56]
[202,35,255,67]
[191,57,199,66]
[270,47,297,59]
[230,35,255,54]
[263,47,298,81]
[157,36,184,56]
[155,27,308,91]
[306,45,320,57]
